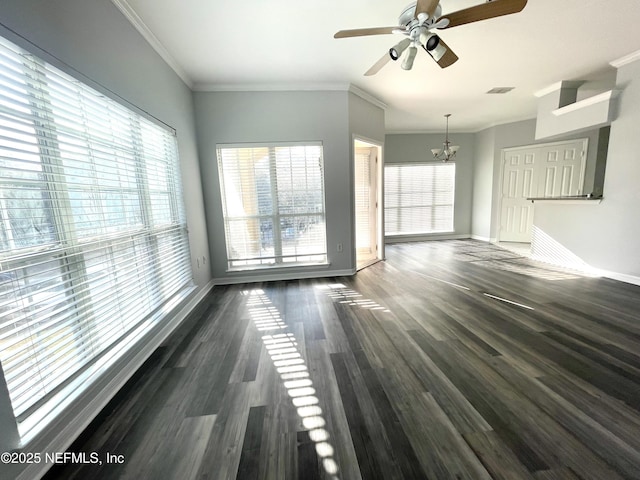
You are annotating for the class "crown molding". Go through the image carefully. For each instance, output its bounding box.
[464,114,537,133]
[110,0,193,88]
[385,129,457,135]
[385,114,537,135]
[192,82,351,92]
[534,81,585,98]
[610,49,640,69]
[348,85,387,110]
[192,83,387,112]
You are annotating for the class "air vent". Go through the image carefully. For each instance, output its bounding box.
[487,87,515,94]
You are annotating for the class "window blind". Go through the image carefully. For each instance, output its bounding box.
[355,148,372,251]
[0,35,192,419]
[384,162,455,235]
[217,144,327,269]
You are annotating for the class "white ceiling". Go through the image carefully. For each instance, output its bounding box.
[113,0,640,132]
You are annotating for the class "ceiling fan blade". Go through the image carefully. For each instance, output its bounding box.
[441,0,527,29]
[426,37,459,68]
[414,0,439,19]
[364,53,392,76]
[334,27,399,38]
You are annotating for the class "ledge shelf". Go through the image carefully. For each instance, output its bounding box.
[527,195,603,204]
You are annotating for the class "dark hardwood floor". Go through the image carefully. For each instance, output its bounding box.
[45,240,640,479]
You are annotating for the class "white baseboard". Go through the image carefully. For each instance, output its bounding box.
[596,269,640,287]
[17,280,215,480]
[385,234,470,244]
[213,268,357,285]
[526,252,640,287]
[471,235,498,243]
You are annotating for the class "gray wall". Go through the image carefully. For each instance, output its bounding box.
[348,92,386,258]
[348,92,386,143]
[534,59,640,280]
[472,127,496,240]
[0,1,209,477]
[194,90,359,282]
[384,132,475,239]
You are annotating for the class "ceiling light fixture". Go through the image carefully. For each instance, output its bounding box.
[401,46,418,70]
[420,32,440,52]
[431,114,459,162]
[389,38,411,61]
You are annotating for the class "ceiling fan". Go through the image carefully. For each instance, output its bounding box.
[334,0,528,75]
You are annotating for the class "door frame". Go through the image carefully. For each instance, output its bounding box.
[353,135,384,269]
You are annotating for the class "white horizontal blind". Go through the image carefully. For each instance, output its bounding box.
[385,162,455,235]
[355,148,372,250]
[217,144,327,269]
[0,36,192,418]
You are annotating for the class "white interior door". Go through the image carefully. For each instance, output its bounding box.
[536,142,586,197]
[354,141,380,269]
[500,150,536,242]
[499,139,587,243]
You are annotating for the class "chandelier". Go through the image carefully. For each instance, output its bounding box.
[431,114,459,162]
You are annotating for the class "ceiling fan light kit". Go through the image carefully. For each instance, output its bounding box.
[427,39,447,61]
[334,0,528,74]
[390,38,411,61]
[420,31,440,52]
[401,46,418,70]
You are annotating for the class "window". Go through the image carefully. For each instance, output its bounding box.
[217,143,327,269]
[384,162,455,235]
[0,35,192,429]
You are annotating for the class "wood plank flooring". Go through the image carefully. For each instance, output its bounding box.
[45,240,640,480]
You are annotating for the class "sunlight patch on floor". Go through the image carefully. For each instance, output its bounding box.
[243,289,340,479]
[317,283,390,313]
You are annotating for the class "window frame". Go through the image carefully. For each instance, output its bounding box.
[216,142,328,271]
